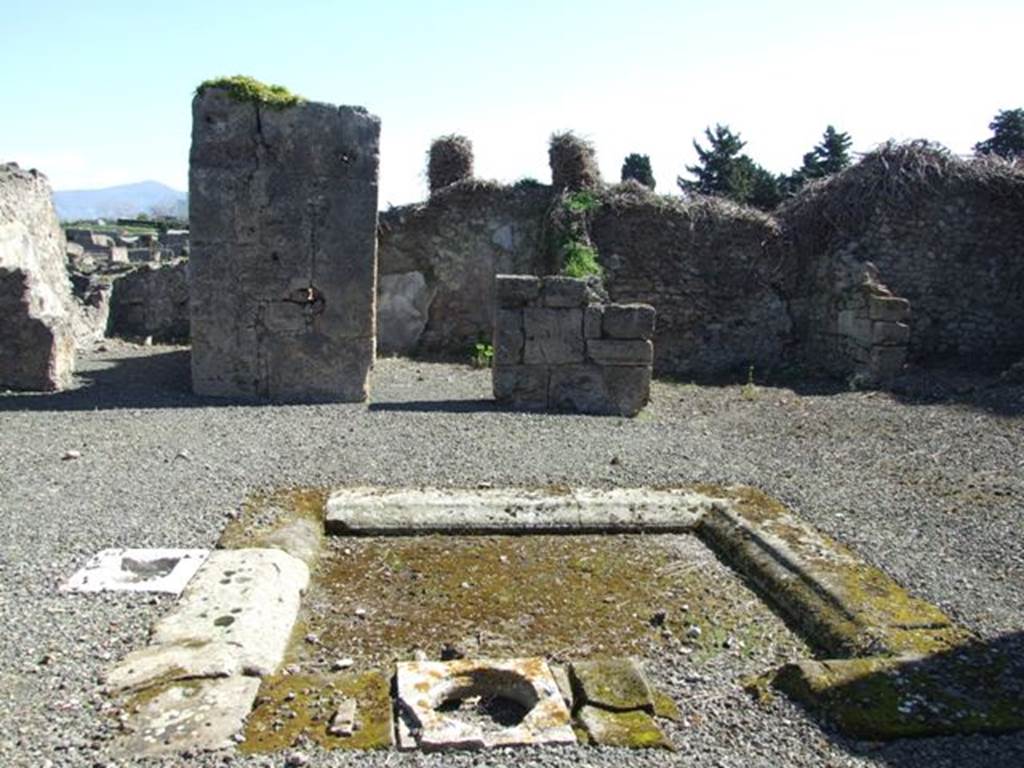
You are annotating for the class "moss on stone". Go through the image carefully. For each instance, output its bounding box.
[288,531,809,672]
[241,671,392,752]
[577,705,673,749]
[775,653,1024,739]
[218,487,327,562]
[694,483,974,658]
[570,659,653,713]
[651,690,682,721]
[196,75,304,109]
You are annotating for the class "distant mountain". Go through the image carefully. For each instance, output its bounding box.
[53,180,187,221]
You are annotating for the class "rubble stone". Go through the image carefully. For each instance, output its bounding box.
[0,163,76,390]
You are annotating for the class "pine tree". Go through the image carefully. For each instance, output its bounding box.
[678,124,747,197]
[974,109,1024,159]
[678,125,781,210]
[786,125,853,193]
[621,153,656,189]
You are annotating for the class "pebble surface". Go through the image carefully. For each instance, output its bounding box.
[0,341,1022,767]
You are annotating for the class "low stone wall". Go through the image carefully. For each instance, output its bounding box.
[493,275,654,416]
[0,163,76,390]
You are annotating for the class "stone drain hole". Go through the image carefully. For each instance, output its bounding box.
[434,669,538,732]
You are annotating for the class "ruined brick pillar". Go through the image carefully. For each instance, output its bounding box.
[189,88,380,401]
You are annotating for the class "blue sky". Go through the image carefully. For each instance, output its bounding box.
[3,0,1021,205]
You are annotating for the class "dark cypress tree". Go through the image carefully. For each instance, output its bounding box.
[974,109,1024,159]
[621,153,656,189]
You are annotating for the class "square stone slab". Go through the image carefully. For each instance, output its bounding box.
[60,548,209,595]
[396,658,576,751]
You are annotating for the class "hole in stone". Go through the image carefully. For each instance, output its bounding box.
[434,669,538,732]
[119,556,180,583]
[213,615,236,627]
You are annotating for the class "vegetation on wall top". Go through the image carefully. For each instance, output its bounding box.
[196,75,304,109]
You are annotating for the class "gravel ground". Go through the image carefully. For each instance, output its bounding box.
[0,341,1021,768]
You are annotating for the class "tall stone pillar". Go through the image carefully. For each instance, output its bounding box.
[189,87,380,401]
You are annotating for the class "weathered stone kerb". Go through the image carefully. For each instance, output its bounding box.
[189,87,380,401]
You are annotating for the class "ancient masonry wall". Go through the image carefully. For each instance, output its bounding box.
[107,260,191,343]
[377,182,551,356]
[493,275,654,416]
[588,190,793,377]
[0,163,76,390]
[189,89,380,401]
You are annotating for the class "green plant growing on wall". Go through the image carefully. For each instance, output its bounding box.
[565,190,601,214]
[562,241,603,279]
[471,341,494,368]
[741,365,758,401]
[196,75,304,109]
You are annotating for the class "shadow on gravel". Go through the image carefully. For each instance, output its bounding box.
[368,399,502,414]
[829,631,1024,766]
[0,349,304,412]
[664,366,1024,418]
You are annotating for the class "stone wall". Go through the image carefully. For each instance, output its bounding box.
[589,188,793,377]
[781,144,1024,375]
[493,275,654,416]
[189,88,380,401]
[107,260,190,342]
[0,163,76,390]
[377,181,551,356]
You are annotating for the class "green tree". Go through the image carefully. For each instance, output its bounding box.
[678,124,747,197]
[621,153,656,189]
[974,108,1024,159]
[791,125,852,187]
[678,124,781,210]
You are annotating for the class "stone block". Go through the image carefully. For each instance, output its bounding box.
[147,548,308,678]
[113,676,261,757]
[548,364,609,414]
[189,89,380,401]
[584,305,603,338]
[571,658,654,712]
[587,339,653,366]
[602,303,655,340]
[577,706,670,749]
[541,276,589,308]
[523,307,584,364]
[602,365,652,417]
[496,274,541,308]
[869,295,911,323]
[870,345,907,379]
[377,270,433,354]
[493,309,524,365]
[837,309,872,344]
[493,364,548,406]
[872,321,910,346]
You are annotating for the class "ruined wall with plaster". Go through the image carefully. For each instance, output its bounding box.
[376,181,551,356]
